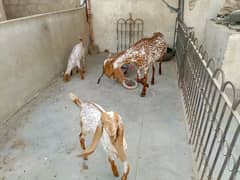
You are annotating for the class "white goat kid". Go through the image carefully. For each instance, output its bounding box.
[64,39,86,82]
[69,93,130,180]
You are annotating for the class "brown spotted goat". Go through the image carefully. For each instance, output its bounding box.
[99,32,167,97]
[69,93,130,180]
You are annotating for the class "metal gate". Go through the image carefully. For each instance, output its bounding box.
[117,13,144,52]
[175,18,240,180]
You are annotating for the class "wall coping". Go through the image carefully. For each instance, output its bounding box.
[0,7,85,25]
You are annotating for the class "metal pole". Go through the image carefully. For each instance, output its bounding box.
[178,0,184,21]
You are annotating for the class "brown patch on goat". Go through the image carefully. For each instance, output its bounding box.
[108,158,119,177]
[77,125,103,157]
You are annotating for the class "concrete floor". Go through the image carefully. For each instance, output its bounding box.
[0,53,194,180]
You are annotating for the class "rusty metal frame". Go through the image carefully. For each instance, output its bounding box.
[117,13,144,52]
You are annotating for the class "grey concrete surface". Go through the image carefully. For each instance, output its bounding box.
[0,8,89,122]
[184,0,226,43]
[0,53,194,180]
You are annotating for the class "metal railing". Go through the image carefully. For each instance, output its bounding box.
[175,19,240,180]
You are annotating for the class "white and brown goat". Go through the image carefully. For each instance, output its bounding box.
[69,93,130,180]
[64,38,86,82]
[98,32,167,97]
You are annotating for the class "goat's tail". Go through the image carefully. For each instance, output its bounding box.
[69,92,82,107]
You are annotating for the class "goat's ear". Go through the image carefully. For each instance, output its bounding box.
[115,123,124,145]
[114,123,127,162]
[77,125,103,158]
[113,68,125,83]
[101,112,110,127]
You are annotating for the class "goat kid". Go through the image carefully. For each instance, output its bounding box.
[64,38,86,82]
[99,32,167,97]
[69,93,130,180]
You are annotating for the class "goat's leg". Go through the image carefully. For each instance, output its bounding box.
[79,121,88,160]
[82,55,86,73]
[79,133,88,160]
[63,73,70,82]
[121,161,130,180]
[64,63,73,82]
[108,156,119,177]
[80,55,86,75]
[136,68,149,88]
[140,70,149,97]
[136,69,141,82]
[151,64,155,85]
[79,69,85,80]
[77,60,85,80]
[159,60,162,75]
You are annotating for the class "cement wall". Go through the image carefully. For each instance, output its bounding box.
[0,0,6,21]
[91,0,178,52]
[203,21,240,88]
[184,0,225,42]
[3,0,80,19]
[0,8,89,121]
[185,1,240,88]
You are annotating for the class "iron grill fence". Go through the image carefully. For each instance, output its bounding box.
[116,13,144,52]
[175,19,240,180]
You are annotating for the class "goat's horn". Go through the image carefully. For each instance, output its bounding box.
[97,71,104,84]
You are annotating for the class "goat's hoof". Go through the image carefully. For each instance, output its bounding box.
[151,80,155,85]
[140,92,146,97]
[80,70,85,80]
[146,83,149,88]
[121,175,127,180]
[113,171,119,177]
[63,75,70,82]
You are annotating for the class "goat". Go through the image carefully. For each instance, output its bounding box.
[69,93,130,180]
[64,38,86,82]
[98,32,167,97]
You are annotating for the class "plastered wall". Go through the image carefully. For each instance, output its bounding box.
[184,0,225,42]
[3,0,80,19]
[0,8,89,121]
[184,0,240,88]
[0,0,6,21]
[91,0,178,52]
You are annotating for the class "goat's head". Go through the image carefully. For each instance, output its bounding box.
[152,32,163,38]
[98,53,125,84]
[101,112,123,143]
[97,53,114,84]
[103,55,115,79]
